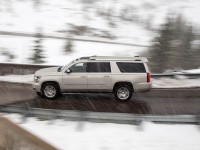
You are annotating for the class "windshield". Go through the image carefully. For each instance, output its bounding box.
[60,60,75,72]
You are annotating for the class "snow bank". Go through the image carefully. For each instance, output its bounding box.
[152,76,200,88]
[184,68,200,73]
[0,74,34,84]
[4,114,200,150]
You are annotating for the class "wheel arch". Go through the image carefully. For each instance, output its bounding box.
[41,81,61,92]
[113,81,134,92]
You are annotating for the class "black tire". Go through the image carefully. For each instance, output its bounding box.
[114,85,132,101]
[41,82,60,99]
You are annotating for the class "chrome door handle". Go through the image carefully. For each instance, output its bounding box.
[81,76,86,78]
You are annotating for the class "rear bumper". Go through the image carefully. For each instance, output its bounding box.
[134,82,152,93]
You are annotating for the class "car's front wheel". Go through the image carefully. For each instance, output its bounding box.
[114,85,132,101]
[42,83,60,99]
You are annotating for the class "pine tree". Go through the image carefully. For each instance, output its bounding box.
[64,35,73,53]
[1,48,15,62]
[147,15,196,73]
[148,17,174,72]
[30,31,45,64]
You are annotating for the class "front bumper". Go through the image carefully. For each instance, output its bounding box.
[32,82,41,92]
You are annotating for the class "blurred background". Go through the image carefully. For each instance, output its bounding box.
[1,1,200,149]
[0,0,200,73]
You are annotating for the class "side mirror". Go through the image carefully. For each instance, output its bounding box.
[66,69,71,74]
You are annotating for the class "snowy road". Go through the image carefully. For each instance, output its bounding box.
[1,82,200,115]
[1,82,200,150]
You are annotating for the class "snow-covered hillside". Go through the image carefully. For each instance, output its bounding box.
[0,0,200,65]
[1,0,200,42]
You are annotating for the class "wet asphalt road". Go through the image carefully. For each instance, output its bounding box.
[1,82,200,115]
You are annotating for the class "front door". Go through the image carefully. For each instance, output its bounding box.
[62,62,87,92]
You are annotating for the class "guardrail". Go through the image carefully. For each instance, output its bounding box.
[1,105,200,124]
[152,73,200,78]
[0,63,57,75]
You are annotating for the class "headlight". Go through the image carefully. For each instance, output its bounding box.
[34,75,41,82]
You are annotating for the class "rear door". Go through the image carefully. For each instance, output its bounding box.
[87,62,112,92]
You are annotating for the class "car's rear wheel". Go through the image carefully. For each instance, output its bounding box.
[42,83,60,99]
[114,85,132,101]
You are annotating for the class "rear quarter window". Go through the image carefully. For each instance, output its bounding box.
[116,62,146,73]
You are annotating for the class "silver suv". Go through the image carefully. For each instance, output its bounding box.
[33,56,151,101]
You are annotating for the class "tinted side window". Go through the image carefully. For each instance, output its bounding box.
[116,62,146,73]
[87,62,111,73]
[69,63,87,73]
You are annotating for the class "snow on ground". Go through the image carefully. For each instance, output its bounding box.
[152,76,200,88]
[1,0,200,42]
[184,68,200,73]
[4,113,200,150]
[0,74,33,84]
[152,69,200,88]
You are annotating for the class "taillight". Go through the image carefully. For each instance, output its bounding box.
[147,72,151,82]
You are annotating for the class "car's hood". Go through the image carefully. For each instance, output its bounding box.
[35,67,60,75]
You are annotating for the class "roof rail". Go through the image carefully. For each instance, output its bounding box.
[79,57,90,60]
[89,56,148,62]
